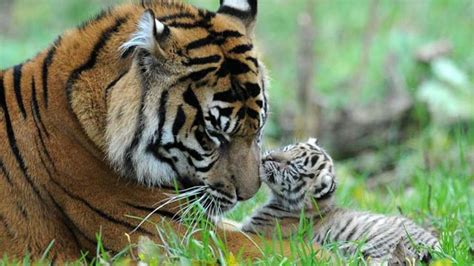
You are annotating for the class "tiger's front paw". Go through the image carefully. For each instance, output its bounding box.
[313,175,336,200]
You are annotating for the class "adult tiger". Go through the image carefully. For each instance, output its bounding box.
[0,0,306,262]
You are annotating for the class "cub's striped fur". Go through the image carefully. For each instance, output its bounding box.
[0,0,307,262]
[242,138,440,264]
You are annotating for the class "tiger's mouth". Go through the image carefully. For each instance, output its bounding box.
[174,182,237,218]
[204,185,237,216]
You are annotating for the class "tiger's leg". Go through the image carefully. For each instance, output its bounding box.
[112,215,325,262]
[0,175,82,263]
[215,218,331,261]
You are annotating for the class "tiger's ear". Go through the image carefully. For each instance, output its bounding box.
[121,9,170,58]
[218,0,257,34]
[308,138,319,146]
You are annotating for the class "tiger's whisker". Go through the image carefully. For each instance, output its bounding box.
[132,186,206,234]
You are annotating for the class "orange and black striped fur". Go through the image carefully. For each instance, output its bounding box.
[0,0,306,261]
[242,139,440,264]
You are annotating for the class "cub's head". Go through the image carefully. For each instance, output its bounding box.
[106,0,267,215]
[262,138,336,211]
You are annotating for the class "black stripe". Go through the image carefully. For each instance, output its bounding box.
[266,203,288,212]
[156,89,170,146]
[246,56,259,69]
[183,85,204,126]
[161,142,204,161]
[124,120,144,174]
[245,82,261,97]
[148,149,180,177]
[16,202,28,219]
[247,221,270,227]
[185,35,216,51]
[178,67,217,82]
[31,79,56,171]
[0,77,13,186]
[172,105,186,136]
[123,202,180,221]
[35,138,54,179]
[246,108,259,120]
[368,228,401,255]
[105,71,128,99]
[66,17,127,107]
[317,163,327,172]
[213,89,238,103]
[251,215,271,222]
[123,74,149,174]
[49,178,154,236]
[13,64,27,119]
[121,46,135,59]
[158,13,195,22]
[332,217,354,241]
[42,38,60,108]
[183,55,221,66]
[216,58,251,77]
[167,22,207,29]
[194,157,218,173]
[37,150,85,251]
[0,158,13,185]
[1,75,45,201]
[45,189,98,252]
[186,30,243,52]
[218,30,244,39]
[290,180,307,193]
[31,77,50,137]
[0,214,14,238]
[229,44,253,54]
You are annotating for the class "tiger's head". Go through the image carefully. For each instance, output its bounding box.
[262,138,337,212]
[106,0,267,214]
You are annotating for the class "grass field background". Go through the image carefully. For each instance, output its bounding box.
[0,0,472,264]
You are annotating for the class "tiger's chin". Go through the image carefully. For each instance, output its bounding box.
[167,179,238,220]
[202,187,238,218]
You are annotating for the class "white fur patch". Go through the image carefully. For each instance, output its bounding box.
[155,19,165,34]
[120,11,164,55]
[308,137,319,146]
[221,0,251,11]
[105,75,176,186]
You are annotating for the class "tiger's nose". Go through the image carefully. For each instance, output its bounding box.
[236,182,260,201]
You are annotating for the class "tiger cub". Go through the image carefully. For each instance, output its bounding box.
[242,138,440,264]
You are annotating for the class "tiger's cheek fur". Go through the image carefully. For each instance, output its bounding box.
[105,63,178,185]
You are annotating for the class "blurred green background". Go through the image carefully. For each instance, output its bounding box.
[0,0,473,263]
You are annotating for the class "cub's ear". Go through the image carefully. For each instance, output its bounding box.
[218,0,257,33]
[308,137,320,146]
[121,9,170,57]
